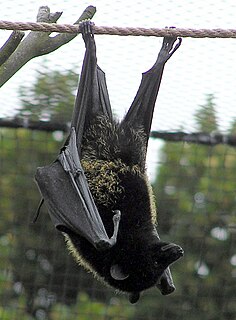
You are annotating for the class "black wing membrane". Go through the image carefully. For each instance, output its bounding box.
[35,23,119,251]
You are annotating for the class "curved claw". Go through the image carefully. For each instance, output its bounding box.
[157,26,182,63]
[168,37,182,59]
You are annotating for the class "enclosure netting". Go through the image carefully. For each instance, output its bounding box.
[1,1,236,320]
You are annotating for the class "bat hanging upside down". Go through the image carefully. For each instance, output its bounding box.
[35,20,183,303]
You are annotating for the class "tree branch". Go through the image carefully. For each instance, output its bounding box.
[0,5,96,87]
[50,6,97,50]
[0,30,25,66]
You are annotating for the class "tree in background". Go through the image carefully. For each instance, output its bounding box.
[17,69,78,123]
[133,94,236,319]
[195,94,218,132]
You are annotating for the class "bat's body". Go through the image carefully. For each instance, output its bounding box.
[35,21,183,303]
[68,114,175,291]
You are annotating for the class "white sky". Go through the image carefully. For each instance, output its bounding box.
[1,0,236,177]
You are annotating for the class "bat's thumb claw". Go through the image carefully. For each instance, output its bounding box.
[112,210,121,222]
[108,210,121,247]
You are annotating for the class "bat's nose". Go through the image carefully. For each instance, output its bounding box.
[161,243,184,255]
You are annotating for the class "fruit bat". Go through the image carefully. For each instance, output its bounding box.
[35,21,183,303]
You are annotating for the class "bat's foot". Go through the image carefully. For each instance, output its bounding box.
[79,19,95,43]
[157,28,182,63]
[156,271,175,295]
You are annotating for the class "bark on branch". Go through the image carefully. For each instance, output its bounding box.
[0,30,25,66]
[0,5,96,87]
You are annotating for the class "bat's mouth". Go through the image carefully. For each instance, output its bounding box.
[161,243,176,251]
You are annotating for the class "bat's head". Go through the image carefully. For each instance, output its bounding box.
[107,240,183,303]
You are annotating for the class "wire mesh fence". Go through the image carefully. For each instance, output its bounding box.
[1,1,236,319]
[1,128,236,320]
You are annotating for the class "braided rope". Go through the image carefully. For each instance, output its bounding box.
[0,20,236,38]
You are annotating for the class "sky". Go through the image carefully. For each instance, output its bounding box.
[1,0,236,177]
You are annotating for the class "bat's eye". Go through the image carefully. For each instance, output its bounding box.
[154,261,159,268]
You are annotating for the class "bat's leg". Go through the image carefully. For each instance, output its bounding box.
[71,20,97,147]
[123,33,182,150]
[79,20,112,118]
[73,20,112,150]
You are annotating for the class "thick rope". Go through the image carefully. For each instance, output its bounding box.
[0,20,236,38]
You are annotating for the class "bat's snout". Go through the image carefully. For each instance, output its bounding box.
[161,243,184,256]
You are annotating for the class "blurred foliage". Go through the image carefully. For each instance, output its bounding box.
[0,291,134,320]
[17,69,78,123]
[1,68,236,319]
[195,94,218,132]
[143,95,236,320]
[50,293,135,320]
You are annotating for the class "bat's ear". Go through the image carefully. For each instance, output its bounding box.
[156,271,175,295]
[129,292,140,304]
[110,264,129,280]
